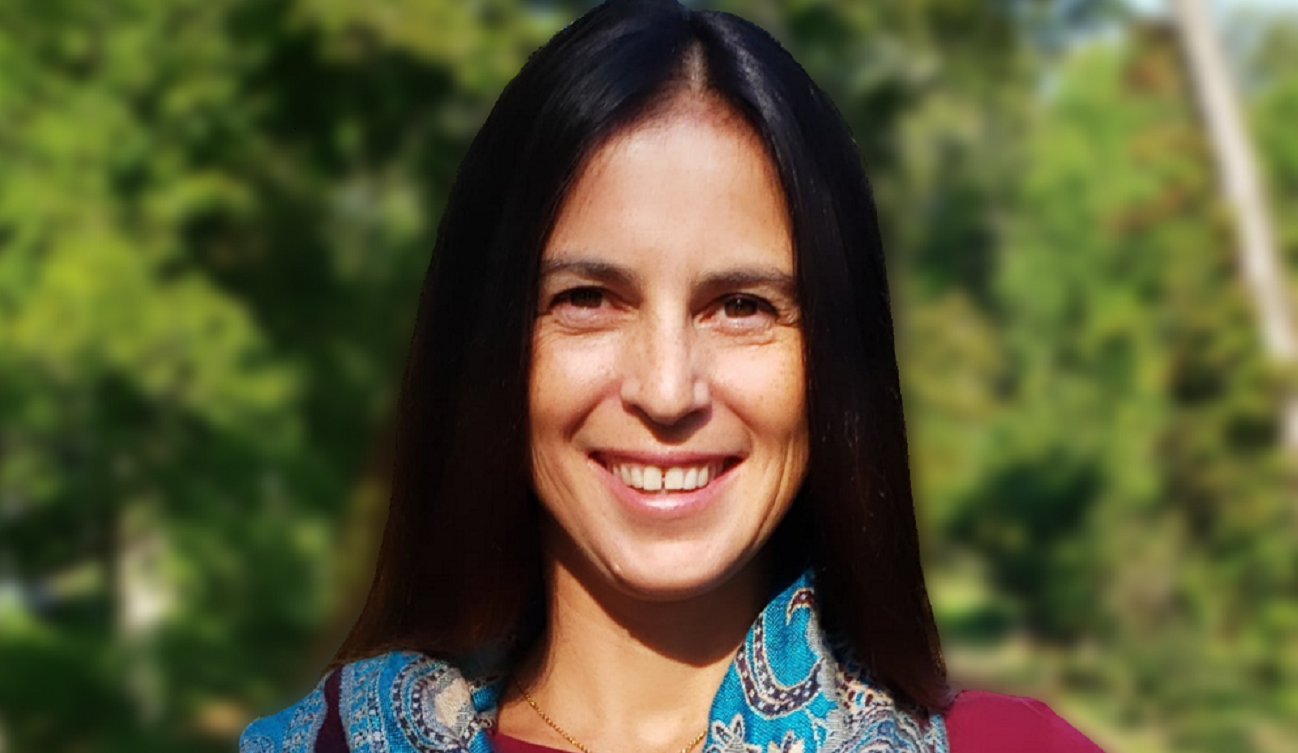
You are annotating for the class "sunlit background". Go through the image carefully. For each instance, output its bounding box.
[2,0,1296,750]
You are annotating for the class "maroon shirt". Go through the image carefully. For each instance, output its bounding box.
[488,690,1104,753]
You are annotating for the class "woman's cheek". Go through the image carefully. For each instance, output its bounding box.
[531,327,624,427]
[711,339,804,427]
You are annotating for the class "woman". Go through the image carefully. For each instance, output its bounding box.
[242,1,1103,751]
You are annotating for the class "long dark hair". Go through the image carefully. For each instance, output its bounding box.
[333,0,948,712]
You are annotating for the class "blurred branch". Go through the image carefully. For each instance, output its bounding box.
[1170,0,1298,453]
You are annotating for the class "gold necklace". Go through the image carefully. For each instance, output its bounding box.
[513,680,709,753]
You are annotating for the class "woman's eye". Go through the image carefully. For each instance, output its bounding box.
[556,287,606,309]
[721,295,767,318]
[545,287,620,327]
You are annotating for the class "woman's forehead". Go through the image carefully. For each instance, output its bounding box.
[543,101,792,274]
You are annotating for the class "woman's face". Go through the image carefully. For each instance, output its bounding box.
[528,99,809,602]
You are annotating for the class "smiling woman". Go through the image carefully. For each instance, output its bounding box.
[241,1,1101,752]
[529,100,808,605]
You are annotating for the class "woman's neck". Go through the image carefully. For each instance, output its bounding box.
[498,547,770,753]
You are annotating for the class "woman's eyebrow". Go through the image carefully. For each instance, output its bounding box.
[539,258,641,288]
[699,268,797,298]
[540,258,796,298]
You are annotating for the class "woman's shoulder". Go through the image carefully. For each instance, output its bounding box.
[945,690,1105,753]
[238,650,451,753]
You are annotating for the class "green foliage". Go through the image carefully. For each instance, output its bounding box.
[941,25,1295,751]
[0,0,565,748]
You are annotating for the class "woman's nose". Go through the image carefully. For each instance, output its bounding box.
[619,315,710,426]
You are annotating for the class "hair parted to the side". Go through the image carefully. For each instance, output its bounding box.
[331,0,950,712]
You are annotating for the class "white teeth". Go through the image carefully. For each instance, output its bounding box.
[607,461,724,493]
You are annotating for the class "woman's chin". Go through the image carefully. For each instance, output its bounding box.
[594,550,766,605]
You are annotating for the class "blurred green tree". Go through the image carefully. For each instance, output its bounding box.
[0,0,564,748]
[952,21,1295,751]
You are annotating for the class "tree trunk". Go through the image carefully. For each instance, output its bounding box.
[1169,0,1298,453]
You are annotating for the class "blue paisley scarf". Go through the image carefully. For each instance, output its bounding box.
[240,572,948,753]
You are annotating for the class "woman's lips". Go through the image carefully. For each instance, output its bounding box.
[604,459,723,492]
[588,451,740,518]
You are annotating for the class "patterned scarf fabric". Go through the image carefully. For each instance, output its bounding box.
[240,572,948,753]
